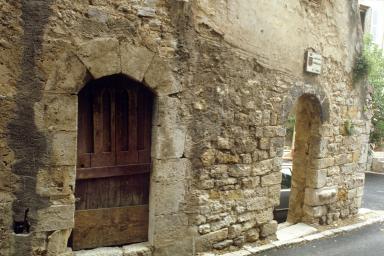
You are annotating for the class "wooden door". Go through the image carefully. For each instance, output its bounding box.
[72,75,153,250]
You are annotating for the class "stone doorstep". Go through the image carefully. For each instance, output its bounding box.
[276,223,317,241]
[210,209,384,256]
[73,242,152,256]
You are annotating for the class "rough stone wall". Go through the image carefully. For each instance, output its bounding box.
[188,0,368,252]
[0,0,369,255]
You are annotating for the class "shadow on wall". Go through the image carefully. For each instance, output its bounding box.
[7,0,54,254]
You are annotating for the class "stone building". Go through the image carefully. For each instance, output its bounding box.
[0,0,370,255]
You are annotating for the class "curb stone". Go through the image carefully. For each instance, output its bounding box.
[208,210,384,256]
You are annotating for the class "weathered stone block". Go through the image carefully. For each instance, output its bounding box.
[306,169,327,188]
[263,126,277,137]
[255,209,273,225]
[356,186,364,197]
[260,220,277,237]
[252,159,273,176]
[200,149,216,167]
[152,158,190,182]
[228,164,251,177]
[216,178,237,187]
[0,191,13,204]
[261,172,281,186]
[354,196,363,207]
[354,173,365,186]
[36,205,74,232]
[196,228,228,251]
[216,152,240,164]
[144,56,180,96]
[258,138,270,150]
[120,42,154,82]
[58,249,74,256]
[228,224,242,239]
[262,110,271,125]
[245,228,259,242]
[138,7,156,17]
[0,202,12,229]
[276,127,286,137]
[240,153,252,164]
[241,177,260,189]
[74,247,123,256]
[47,229,71,256]
[348,188,357,199]
[340,163,355,174]
[213,239,233,250]
[152,124,186,159]
[327,166,340,176]
[201,179,215,189]
[153,96,180,127]
[304,186,338,206]
[36,166,75,197]
[122,242,152,256]
[152,213,189,245]
[50,132,77,166]
[249,111,262,126]
[246,197,268,211]
[233,236,246,246]
[77,38,121,79]
[312,158,334,169]
[34,94,78,132]
[198,224,211,234]
[238,212,254,223]
[303,205,327,218]
[45,52,88,94]
[217,137,232,150]
[155,236,194,256]
[267,184,280,207]
[151,179,186,215]
[209,165,229,178]
[334,154,350,165]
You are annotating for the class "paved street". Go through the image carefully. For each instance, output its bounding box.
[263,173,384,256]
[362,173,384,210]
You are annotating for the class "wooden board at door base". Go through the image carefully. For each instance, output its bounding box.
[72,205,149,250]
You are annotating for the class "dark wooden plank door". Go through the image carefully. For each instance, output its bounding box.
[73,75,153,250]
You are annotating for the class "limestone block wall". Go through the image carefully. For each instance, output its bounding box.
[0,0,370,255]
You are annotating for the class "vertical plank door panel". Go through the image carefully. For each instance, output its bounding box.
[74,75,153,250]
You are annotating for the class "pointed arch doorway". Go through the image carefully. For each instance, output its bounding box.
[71,74,154,250]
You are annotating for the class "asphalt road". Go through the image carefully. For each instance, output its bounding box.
[263,173,384,256]
[362,173,384,210]
[262,222,384,256]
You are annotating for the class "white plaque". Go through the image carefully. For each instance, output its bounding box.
[305,51,322,74]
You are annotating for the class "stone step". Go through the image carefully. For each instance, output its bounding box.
[74,242,152,256]
[276,223,317,241]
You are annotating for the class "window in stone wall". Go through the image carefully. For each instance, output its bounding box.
[360,4,371,33]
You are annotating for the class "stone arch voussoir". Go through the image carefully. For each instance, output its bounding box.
[282,82,330,124]
[46,38,181,96]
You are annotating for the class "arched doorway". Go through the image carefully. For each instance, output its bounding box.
[287,94,322,223]
[279,94,322,224]
[71,74,154,250]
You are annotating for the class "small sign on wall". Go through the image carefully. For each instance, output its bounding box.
[305,50,322,74]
